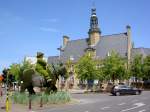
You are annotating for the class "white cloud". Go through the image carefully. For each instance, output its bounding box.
[40,27,59,32]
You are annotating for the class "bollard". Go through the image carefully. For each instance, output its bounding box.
[29,95,32,110]
[40,96,43,107]
[6,94,9,112]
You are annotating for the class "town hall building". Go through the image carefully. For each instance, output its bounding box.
[48,7,150,66]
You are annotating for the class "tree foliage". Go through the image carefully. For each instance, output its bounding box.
[50,63,68,82]
[95,60,105,81]
[130,54,143,80]
[35,57,50,80]
[2,68,15,85]
[75,54,98,81]
[143,55,150,80]
[102,51,127,82]
[9,60,34,82]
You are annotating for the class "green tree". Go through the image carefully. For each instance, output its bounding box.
[102,51,127,83]
[75,54,98,81]
[43,62,68,93]
[143,55,150,80]
[95,60,105,81]
[9,60,34,82]
[50,63,68,84]
[2,68,15,87]
[9,64,20,81]
[35,52,50,81]
[130,54,143,81]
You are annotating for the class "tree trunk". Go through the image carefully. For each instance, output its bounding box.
[112,74,115,84]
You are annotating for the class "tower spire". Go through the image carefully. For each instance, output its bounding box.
[88,4,101,45]
[88,5,101,34]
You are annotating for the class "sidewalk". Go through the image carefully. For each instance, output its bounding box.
[0,88,97,112]
[0,94,6,112]
[0,94,43,112]
[0,89,29,112]
[0,89,66,112]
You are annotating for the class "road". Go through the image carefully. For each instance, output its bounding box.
[39,91,150,112]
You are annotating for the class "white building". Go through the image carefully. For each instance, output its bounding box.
[24,56,47,64]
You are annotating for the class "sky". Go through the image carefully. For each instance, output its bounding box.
[0,0,150,73]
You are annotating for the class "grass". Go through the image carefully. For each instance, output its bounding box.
[11,91,71,105]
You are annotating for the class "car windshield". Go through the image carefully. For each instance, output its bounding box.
[115,85,132,89]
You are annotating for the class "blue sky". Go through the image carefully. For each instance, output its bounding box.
[0,0,150,73]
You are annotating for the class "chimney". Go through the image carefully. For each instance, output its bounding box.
[63,35,69,46]
[126,25,132,67]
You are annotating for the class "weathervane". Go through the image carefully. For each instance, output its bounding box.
[92,0,95,9]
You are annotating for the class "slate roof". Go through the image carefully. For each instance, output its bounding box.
[47,56,60,64]
[47,33,150,64]
[96,33,128,59]
[131,48,150,58]
[60,38,89,62]
[59,32,128,62]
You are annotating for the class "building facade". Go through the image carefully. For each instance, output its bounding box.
[48,7,132,65]
[48,7,150,88]
[24,56,47,64]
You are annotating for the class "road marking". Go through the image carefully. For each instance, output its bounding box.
[85,111,89,112]
[118,103,126,105]
[139,109,146,112]
[120,102,145,112]
[101,106,110,110]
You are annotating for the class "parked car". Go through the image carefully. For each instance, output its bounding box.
[111,85,142,96]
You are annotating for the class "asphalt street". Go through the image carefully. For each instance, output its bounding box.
[39,91,150,112]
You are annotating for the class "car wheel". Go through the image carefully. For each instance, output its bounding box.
[116,92,120,96]
[135,91,140,95]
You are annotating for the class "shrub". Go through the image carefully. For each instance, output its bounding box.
[11,91,71,105]
[11,92,29,104]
